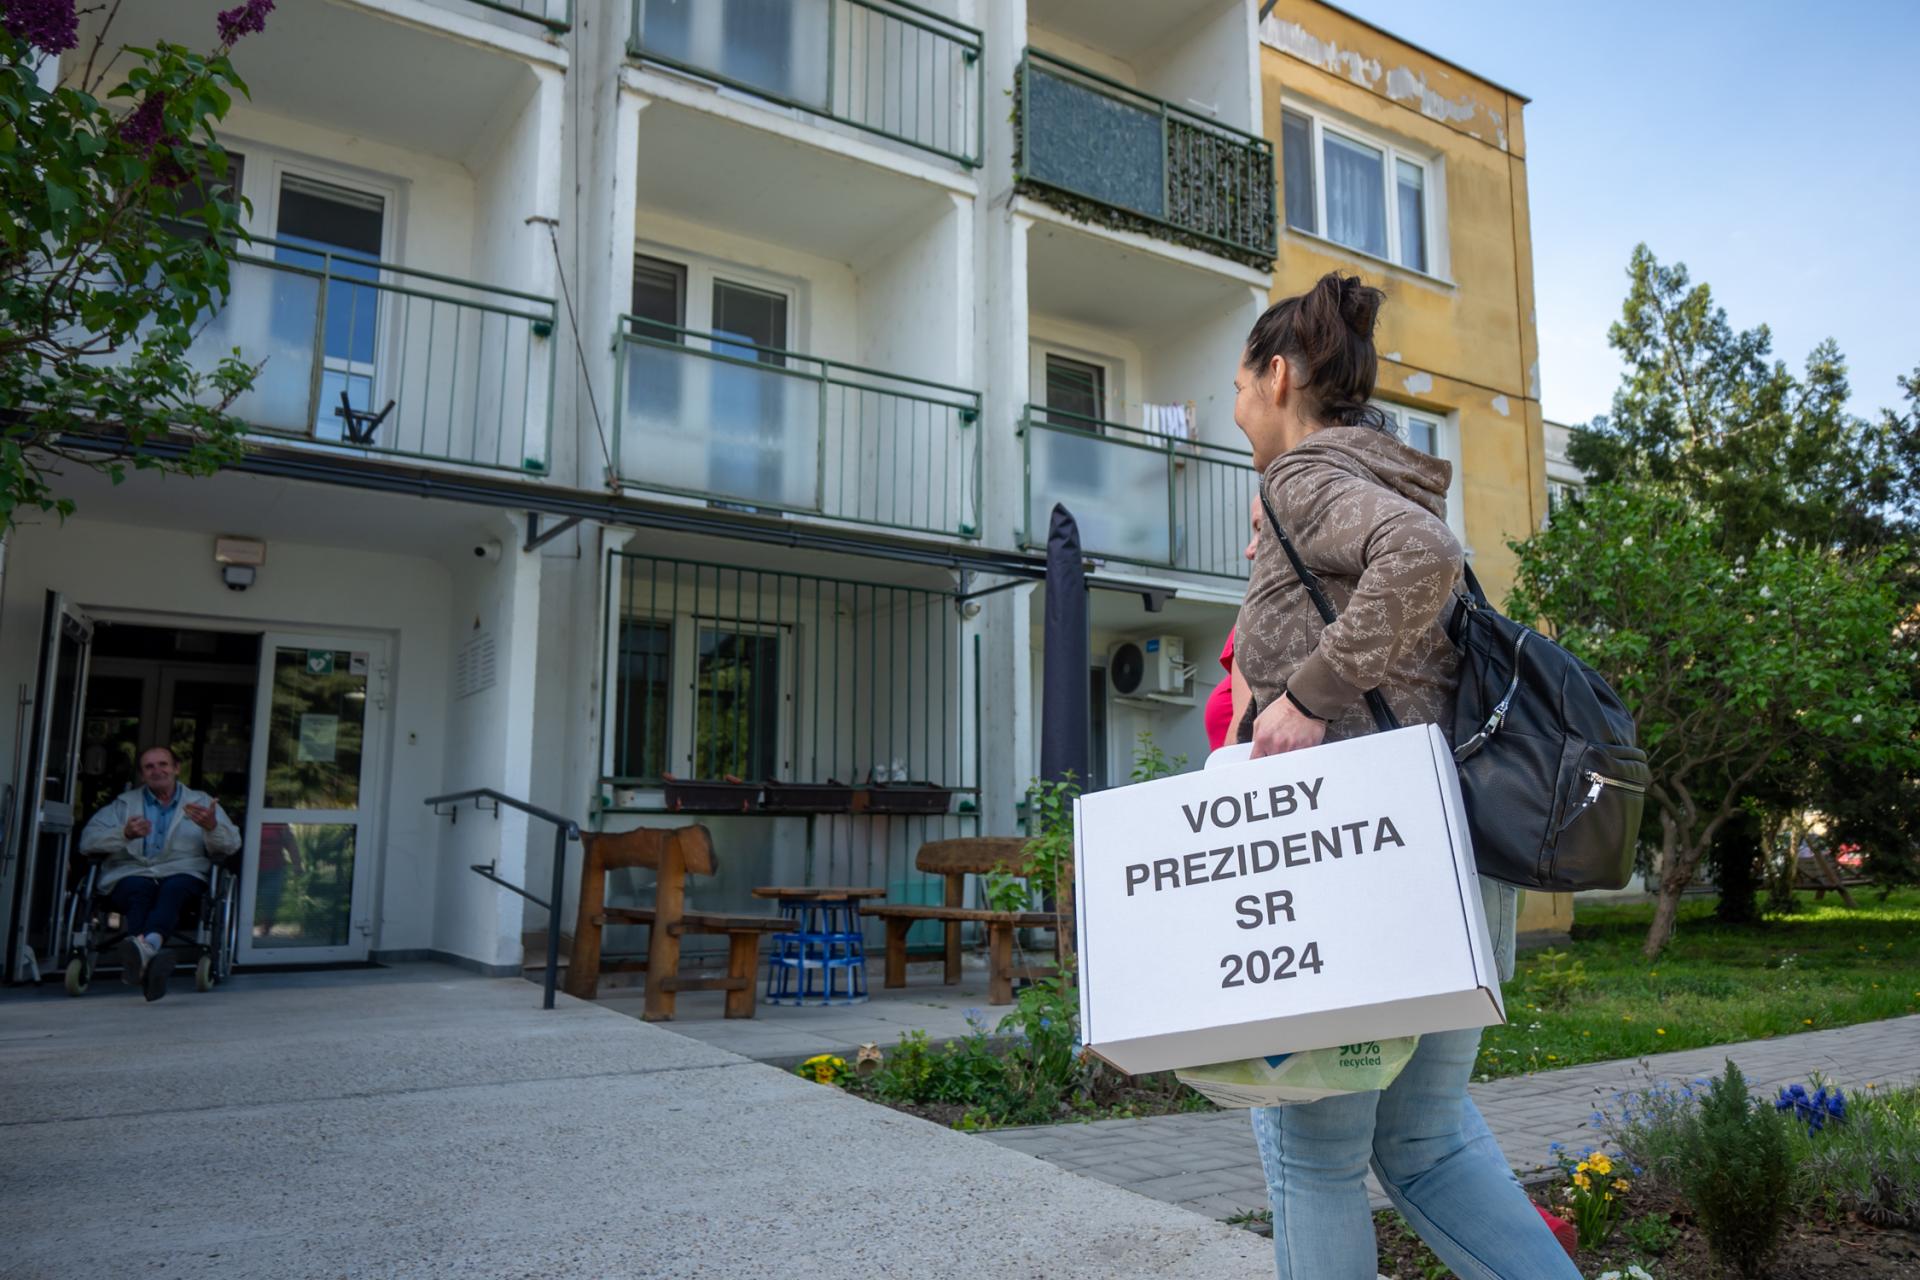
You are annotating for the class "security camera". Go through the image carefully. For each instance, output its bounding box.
[221,564,255,592]
[473,539,503,562]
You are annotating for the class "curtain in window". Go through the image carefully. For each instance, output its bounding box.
[1281,110,1316,234]
[1322,132,1386,259]
[1396,159,1427,272]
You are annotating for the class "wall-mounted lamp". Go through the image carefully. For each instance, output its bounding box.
[215,535,266,592]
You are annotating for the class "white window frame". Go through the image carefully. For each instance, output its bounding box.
[1280,98,1448,282]
[602,604,797,785]
[1029,340,1125,429]
[1372,399,1468,551]
[633,241,803,352]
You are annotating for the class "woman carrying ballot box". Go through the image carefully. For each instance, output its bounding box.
[1228,273,1577,1280]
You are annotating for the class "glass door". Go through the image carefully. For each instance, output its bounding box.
[4,593,93,982]
[239,636,386,963]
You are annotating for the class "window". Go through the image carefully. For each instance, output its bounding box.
[693,625,783,780]
[1044,353,1106,427]
[1373,399,1466,546]
[630,254,686,337]
[613,619,672,779]
[1281,104,1438,275]
[273,173,386,439]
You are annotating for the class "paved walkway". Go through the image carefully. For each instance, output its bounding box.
[980,1014,1920,1223]
[0,964,1275,1279]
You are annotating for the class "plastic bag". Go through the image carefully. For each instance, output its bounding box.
[1176,1037,1420,1108]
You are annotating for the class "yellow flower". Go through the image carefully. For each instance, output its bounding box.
[1804,1018,1814,1025]
[1656,1028,1666,1036]
[1582,1031,1591,1037]
[1604,1192,1615,1202]
[1650,970,1659,977]
[1622,1014,1633,1022]
[1573,1172,1591,1190]
[1547,1054,1558,1061]
[1589,1153,1614,1175]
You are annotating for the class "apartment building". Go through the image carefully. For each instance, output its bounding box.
[3,0,1553,980]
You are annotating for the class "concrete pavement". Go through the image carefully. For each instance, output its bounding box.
[0,964,1272,1279]
[979,1013,1920,1223]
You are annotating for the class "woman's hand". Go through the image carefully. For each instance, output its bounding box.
[1250,694,1327,758]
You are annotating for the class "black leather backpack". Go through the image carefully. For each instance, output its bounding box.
[1248,489,1648,891]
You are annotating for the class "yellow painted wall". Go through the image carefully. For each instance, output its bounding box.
[1259,3,1568,940]
[1258,0,1544,602]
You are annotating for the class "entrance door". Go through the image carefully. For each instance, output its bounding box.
[4,594,93,982]
[239,636,387,963]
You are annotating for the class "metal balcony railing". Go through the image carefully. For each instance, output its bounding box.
[1019,405,1261,580]
[628,0,982,166]
[1015,48,1277,264]
[181,238,556,475]
[613,318,981,540]
[460,0,571,31]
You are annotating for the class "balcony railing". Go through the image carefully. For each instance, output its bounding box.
[1015,49,1276,265]
[614,319,981,540]
[628,0,982,167]
[461,0,571,32]
[1020,405,1260,580]
[172,239,556,475]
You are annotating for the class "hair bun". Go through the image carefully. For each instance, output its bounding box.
[1333,274,1384,338]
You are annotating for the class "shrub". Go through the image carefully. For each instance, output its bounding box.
[1594,1074,1709,1194]
[1522,948,1589,1010]
[1679,1060,1794,1278]
[1618,1213,1681,1257]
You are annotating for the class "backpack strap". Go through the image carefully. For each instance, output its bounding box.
[1255,486,1399,736]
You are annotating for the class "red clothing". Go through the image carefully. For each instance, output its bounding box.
[1204,629,1236,750]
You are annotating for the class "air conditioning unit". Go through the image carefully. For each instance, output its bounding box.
[1108,634,1190,698]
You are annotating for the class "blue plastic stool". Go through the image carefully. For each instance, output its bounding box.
[764,896,869,1006]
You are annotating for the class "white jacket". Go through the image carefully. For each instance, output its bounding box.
[78,785,241,891]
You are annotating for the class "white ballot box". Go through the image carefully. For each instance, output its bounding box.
[1074,723,1504,1076]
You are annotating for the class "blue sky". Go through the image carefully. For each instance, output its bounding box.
[1336,0,1920,428]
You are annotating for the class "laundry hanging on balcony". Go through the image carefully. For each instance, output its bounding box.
[1142,401,1197,442]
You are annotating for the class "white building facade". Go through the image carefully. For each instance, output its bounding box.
[2,0,1271,981]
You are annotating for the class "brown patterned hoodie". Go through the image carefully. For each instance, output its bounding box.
[1234,425,1465,743]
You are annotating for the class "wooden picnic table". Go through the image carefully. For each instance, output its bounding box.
[751,887,888,901]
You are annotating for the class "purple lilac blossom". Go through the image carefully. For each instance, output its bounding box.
[215,0,272,45]
[2,0,79,54]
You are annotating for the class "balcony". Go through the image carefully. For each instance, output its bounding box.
[627,0,983,167]
[614,321,981,540]
[187,239,556,474]
[1019,406,1259,580]
[1015,48,1275,267]
[460,0,570,31]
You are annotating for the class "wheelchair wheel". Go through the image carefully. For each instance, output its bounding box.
[64,955,90,996]
[194,954,215,992]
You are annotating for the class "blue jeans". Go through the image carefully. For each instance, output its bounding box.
[108,874,203,944]
[1250,1026,1579,1280]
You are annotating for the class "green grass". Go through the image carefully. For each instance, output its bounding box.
[1476,889,1920,1081]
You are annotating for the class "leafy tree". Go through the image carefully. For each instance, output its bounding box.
[1508,485,1917,958]
[1,0,274,526]
[1569,246,1919,555]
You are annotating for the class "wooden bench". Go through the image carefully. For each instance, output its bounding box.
[564,824,787,1020]
[865,836,1063,1005]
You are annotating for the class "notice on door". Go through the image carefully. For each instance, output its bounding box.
[306,650,336,676]
[298,713,339,764]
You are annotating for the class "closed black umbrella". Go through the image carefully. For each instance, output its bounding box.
[1040,503,1089,789]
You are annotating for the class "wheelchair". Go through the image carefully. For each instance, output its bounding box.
[57,850,241,996]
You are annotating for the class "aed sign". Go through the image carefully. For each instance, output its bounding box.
[1074,725,1504,1076]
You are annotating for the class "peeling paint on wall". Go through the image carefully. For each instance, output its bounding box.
[1260,17,1381,90]
[1528,362,1541,400]
[1491,395,1510,417]
[1402,371,1434,394]
[1383,351,1402,363]
[1262,15,1510,151]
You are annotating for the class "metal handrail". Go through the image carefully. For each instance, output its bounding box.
[425,788,580,1010]
[1019,404,1261,580]
[1015,47,1277,261]
[627,0,983,167]
[612,317,982,539]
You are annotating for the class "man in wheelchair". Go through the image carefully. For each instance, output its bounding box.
[77,745,240,1001]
